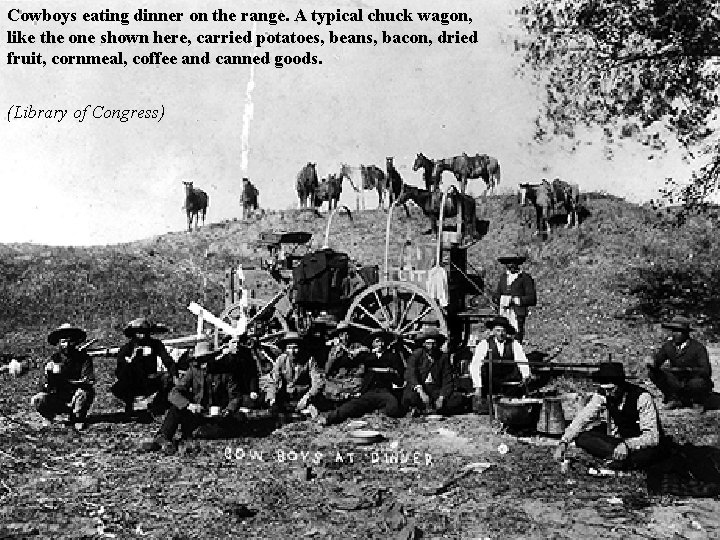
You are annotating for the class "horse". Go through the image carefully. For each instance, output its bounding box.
[385,157,404,206]
[412,153,438,191]
[339,163,387,209]
[240,178,259,219]
[518,180,554,235]
[433,153,500,195]
[182,181,208,232]
[468,154,501,194]
[551,178,581,227]
[314,173,343,212]
[395,184,478,239]
[296,162,318,208]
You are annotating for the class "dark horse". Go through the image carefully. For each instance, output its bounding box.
[395,184,478,238]
[412,152,437,191]
[183,181,208,232]
[433,153,501,195]
[551,178,581,228]
[385,157,403,206]
[296,162,319,208]
[314,173,343,212]
[241,177,259,219]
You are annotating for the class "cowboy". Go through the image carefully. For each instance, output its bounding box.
[141,342,243,452]
[319,330,404,425]
[213,335,260,409]
[492,253,537,343]
[554,362,663,470]
[469,316,532,411]
[111,317,179,418]
[266,332,325,419]
[403,328,465,416]
[647,316,713,409]
[31,323,95,430]
[324,322,365,400]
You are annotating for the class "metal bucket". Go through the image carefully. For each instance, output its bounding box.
[536,397,567,436]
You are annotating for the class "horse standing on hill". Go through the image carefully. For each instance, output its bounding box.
[241,177,259,219]
[314,173,343,212]
[551,178,581,228]
[339,163,388,210]
[433,152,501,195]
[413,153,438,191]
[518,180,554,235]
[395,184,478,238]
[296,162,319,208]
[385,157,404,205]
[182,181,208,232]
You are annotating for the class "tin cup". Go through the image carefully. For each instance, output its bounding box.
[209,406,221,417]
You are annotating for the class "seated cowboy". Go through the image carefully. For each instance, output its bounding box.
[31,323,95,430]
[111,317,179,418]
[554,362,664,470]
[142,342,244,452]
[647,316,713,409]
[323,322,366,400]
[319,330,404,426]
[402,328,466,416]
[469,316,531,411]
[213,335,261,409]
[266,332,326,420]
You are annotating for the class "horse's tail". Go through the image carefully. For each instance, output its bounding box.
[495,163,501,185]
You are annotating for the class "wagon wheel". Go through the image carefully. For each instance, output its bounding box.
[220,301,289,374]
[342,281,448,365]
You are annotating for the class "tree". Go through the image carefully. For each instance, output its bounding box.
[516,0,720,212]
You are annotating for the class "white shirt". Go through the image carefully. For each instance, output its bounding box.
[506,270,520,287]
[469,337,531,389]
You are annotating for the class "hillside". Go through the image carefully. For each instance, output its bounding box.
[1,193,718,370]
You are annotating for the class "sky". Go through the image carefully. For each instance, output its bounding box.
[0,0,699,246]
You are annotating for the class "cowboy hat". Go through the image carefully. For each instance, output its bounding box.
[485,316,517,334]
[415,327,447,346]
[329,321,351,337]
[192,341,221,362]
[497,253,527,265]
[592,362,626,384]
[124,318,169,338]
[48,323,87,346]
[661,316,694,332]
[366,329,395,345]
[278,331,304,349]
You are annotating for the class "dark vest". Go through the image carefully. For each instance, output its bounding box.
[608,383,654,438]
[487,339,515,362]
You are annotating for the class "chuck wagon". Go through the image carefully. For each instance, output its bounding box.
[221,196,493,371]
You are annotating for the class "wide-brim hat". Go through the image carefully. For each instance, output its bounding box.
[124,317,169,338]
[329,321,351,337]
[415,327,447,346]
[366,329,395,346]
[192,341,221,361]
[497,253,527,265]
[661,316,694,332]
[485,316,516,334]
[48,323,87,346]
[592,362,626,384]
[278,331,304,349]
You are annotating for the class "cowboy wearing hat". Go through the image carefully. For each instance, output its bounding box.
[212,334,261,409]
[492,253,536,343]
[31,323,95,430]
[142,341,243,452]
[403,328,465,415]
[266,332,325,420]
[112,317,179,419]
[554,362,663,470]
[319,329,405,426]
[469,316,532,411]
[647,316,713,409]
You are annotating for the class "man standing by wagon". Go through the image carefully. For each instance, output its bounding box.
[31,323,95,430]
[111,317,178,419]
[493,253,536,343]
[647,316,713,409]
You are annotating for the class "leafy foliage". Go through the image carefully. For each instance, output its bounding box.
[516,0,720,211]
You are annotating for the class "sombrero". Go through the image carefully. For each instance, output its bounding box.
[48,323,87,346]
[329,321,351,337]
[497,253,527,265]
[415,327,447,346]
[485,316,517,334]
[124,318,169,338]
[661,316,694,332]
[278,331,304,349]
[592,362,626,384]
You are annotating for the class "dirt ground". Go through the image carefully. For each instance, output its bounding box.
[2,361,720,539]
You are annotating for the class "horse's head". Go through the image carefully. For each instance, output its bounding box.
[412,153,424,171]
[386,157,394,168]
[183,181,194,193]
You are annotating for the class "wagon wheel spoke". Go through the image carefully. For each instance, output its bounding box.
[357,303,386,329]
[397,292,417,330]
[347,321,380,333]
[374,289,392,324]
[261,331,285,341]
[399,305,433,335]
